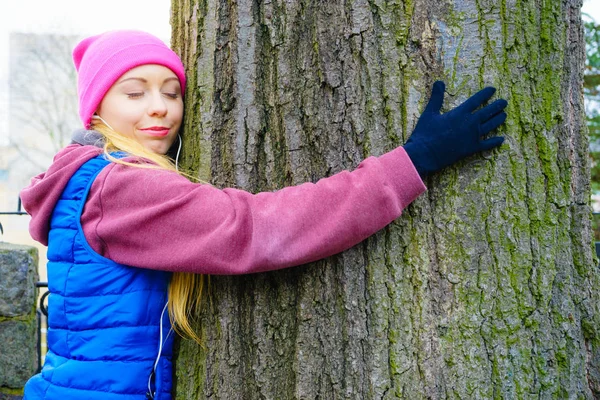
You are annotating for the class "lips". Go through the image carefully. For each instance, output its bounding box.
[140,126,170,137]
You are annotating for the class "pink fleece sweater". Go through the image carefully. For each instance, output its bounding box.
[21,144,426,274]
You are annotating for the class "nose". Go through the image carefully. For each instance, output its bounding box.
[147,91,168,117]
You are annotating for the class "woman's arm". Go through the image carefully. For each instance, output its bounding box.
[81,146,426,274]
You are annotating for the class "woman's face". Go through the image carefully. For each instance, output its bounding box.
[96,64,183,155]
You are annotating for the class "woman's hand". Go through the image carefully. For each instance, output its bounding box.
[403,81,507,178]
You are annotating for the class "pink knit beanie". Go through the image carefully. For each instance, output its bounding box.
[73,30,186,128]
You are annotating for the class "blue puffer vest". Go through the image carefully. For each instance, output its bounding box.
[24,155,174,400]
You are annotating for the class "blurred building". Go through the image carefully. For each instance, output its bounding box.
[2,32,82,280]
[7,32,80,189]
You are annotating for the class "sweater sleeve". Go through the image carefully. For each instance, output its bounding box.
[81,146,426,274]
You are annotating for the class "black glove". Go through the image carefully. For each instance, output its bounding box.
[403,81,507,177]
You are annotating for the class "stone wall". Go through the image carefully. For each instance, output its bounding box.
[0,242,38,398]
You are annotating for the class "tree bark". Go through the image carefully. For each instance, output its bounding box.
[170,0,600,398]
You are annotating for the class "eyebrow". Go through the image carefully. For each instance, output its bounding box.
[117,77,180,85]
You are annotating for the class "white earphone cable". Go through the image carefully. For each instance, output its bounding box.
[147,301,172,399]
[175,134,182,171]
[91,114,114,131]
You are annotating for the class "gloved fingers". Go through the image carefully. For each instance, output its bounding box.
[457,86,496,113]
[424,81,446,114]
[479,136,505,152]
[473,99,508,124]
[479,112,507,136]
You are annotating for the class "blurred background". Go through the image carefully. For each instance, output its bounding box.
[583,1,600,228]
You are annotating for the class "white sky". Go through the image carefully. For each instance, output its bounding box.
[0,1,171,38]
[583,0,600,22]
[0,0,599,146]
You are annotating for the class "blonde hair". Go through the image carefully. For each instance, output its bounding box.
[92,122,205,344]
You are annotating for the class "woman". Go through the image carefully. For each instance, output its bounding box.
[20,30,507,399]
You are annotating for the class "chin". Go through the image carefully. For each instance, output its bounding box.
[143,136,177,156]
[145,145,168,155]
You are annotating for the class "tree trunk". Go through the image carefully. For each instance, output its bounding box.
[170,0,600,398]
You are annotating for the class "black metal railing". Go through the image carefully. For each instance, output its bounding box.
[35,282,49,373]
[0,196,28,235]
[0,196,47,370]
